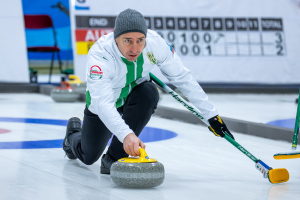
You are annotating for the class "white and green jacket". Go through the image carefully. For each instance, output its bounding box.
[85,29,218,142]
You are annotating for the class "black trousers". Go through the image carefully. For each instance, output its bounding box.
[69,81,159,165]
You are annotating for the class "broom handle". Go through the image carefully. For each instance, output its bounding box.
[292,89,300,150]
[149,73,259,163]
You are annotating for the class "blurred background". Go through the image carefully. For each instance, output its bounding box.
[23,0,73,81]
[1,0,300,86]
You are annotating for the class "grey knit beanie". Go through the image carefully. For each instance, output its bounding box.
[114,8,147,39]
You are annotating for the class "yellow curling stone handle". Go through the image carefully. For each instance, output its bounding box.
[118,148,157,163]
[67,75,84,84]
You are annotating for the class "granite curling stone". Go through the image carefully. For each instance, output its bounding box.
[67,75,86,94]
[110,148,164,188]
[50,81,80,102]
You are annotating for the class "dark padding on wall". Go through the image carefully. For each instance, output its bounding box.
[154,105,294,143]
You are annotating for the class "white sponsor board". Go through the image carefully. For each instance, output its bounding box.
[0,0,29,82]
[69,0,300,84]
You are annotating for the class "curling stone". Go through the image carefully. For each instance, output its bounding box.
[50,81,80,102]
[110,148,164,188]
[67,75,86,94]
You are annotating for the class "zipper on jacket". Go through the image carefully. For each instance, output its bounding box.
[128,83,132,93]
[134,61,137,81]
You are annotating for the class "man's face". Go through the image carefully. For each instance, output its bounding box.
[115,32,146,61]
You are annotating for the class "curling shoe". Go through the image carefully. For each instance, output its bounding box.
[63,117,82,159]
[100,153,117,174]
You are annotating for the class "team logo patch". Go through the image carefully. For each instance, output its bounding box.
[89,65,103,79]
[147,52,157,65]
[166,42,174,54]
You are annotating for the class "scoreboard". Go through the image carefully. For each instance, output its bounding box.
[70,0,300,84]
[75,16,285,57]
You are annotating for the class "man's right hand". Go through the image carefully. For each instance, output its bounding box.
[208,115,235,140]
[123,133,146,157]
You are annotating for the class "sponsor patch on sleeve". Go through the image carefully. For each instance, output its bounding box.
[89,65,103,79]
[166,42,174,54]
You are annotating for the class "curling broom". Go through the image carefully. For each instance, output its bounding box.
[274,89,300,160]
[150,72,289,184]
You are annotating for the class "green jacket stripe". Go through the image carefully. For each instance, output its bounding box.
[116,54,144,108]
[136,53,144,80]
[86,90,91,109]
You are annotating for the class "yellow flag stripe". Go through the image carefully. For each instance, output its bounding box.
[76,41,95,55]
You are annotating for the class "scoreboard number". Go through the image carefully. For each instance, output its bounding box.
[146,17,285,57]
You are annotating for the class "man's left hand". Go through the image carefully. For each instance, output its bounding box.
[123,133,146,157]
[208,115,235,140]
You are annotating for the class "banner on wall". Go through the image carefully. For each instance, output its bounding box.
[0,0,29,82]
[69,0,300,84]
